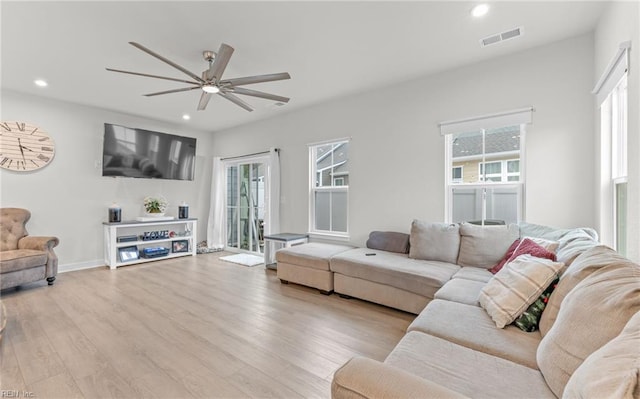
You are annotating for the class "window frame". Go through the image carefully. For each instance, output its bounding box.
[444,124,527,225]
[308,138,350,239]
[610,75,628,255]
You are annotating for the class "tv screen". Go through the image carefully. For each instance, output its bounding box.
[102,123,196,180]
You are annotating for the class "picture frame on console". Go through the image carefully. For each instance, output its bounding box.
[172,240,189,253]
[118,246,139,262]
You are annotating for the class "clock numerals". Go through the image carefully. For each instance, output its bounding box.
[0,121,55,172]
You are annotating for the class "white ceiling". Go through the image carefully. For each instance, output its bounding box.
[1,1,608,132]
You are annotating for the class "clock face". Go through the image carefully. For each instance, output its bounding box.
[0,121,55,172]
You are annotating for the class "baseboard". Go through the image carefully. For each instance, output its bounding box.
[58,259,105,273]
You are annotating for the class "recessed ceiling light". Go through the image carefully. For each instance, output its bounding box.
[471,4,490,18]
[34,79,48,87]
[182,114,191,120]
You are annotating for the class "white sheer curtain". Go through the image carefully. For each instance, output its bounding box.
[207,157,226,249]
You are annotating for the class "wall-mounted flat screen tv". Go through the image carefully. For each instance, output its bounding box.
[102,123,196,180]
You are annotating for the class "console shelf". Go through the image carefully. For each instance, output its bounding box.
[103,218,197,269]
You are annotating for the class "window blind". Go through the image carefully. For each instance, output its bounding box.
[438,107,533,136]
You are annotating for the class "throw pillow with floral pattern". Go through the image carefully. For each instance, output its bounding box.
[514,278,560,332]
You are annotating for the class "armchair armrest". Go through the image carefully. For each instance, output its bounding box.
[331,357,469,399]
[18,236,59,252]
[18,236,59,281]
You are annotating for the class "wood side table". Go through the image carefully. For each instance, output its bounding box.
[263,233,309,269]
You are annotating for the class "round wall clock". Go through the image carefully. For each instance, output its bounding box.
[0,121,55,172]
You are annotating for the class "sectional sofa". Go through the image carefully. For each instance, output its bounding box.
[275,221,640,398]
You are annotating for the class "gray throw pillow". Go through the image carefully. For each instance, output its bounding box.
[457,222,520,268]
[366,231,410,254]
[408,220,460,263]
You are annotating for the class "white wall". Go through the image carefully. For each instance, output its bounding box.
[212,34,596,247]
[594,1,640,262]
[0,91,213,270]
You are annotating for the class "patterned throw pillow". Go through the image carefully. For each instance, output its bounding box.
[514,277,559,332]
[507,238,557,263]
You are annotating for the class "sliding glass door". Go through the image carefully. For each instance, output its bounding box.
[226,161,266,254]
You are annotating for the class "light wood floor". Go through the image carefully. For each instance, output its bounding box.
[0,252,414,398]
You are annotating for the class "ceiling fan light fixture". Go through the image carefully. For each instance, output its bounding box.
[202,84,220,94]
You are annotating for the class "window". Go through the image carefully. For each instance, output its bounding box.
[594,41,630,255]
[440,108,531,225]
[609,75,628,255]
[309,140,349,236]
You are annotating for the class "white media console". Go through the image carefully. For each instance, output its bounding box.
[103,218,197,269]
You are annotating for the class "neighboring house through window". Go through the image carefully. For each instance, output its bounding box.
[309,139,349,237]
[440,108,532,225]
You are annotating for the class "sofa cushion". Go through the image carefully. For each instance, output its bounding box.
[537,259,640,397]
[408,299,542,370]
[434,278,484,306]
[385,331,555,398]
[409,220,460,264]
[366,231,410,254]
[452,267,493,283]
[457,223,520,268]
[275,243,354,271]
[479,254,564,328]
[330,248,460,298]
[0,249,48,273]
[562,311,640,398]
[539,245,626,336]
[489,239,520,274]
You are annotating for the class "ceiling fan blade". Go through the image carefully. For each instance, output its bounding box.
[221,72,291,87]
[197,92,212,110]
[129,42,204,83]
[106,68,200,85]
[144,86,202,97]
[228,87,290,103]
[206,43,234,83]
[219,92,254,112]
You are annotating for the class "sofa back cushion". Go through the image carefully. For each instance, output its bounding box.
[366,231,410,254]
[0,208,30,251]
[536,259,640,397]
[539,245,627,336]
[409,221,460,264]
[457,223,520,268]
[563,310,640,398]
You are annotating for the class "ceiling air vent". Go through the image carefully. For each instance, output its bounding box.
[481,26,523,47]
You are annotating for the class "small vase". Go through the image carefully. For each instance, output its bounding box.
[145,212,165,217]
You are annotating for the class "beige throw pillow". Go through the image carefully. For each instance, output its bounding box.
[409,220,460,264]
[457,223,520,268]
[479,254,564,328]
[562,311,640,399]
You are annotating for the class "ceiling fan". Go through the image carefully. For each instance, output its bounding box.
[106,42,291,112]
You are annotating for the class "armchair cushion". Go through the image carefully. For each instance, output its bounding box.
[0,250,47,273]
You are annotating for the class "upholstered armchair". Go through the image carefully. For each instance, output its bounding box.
[0,208,59,290]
